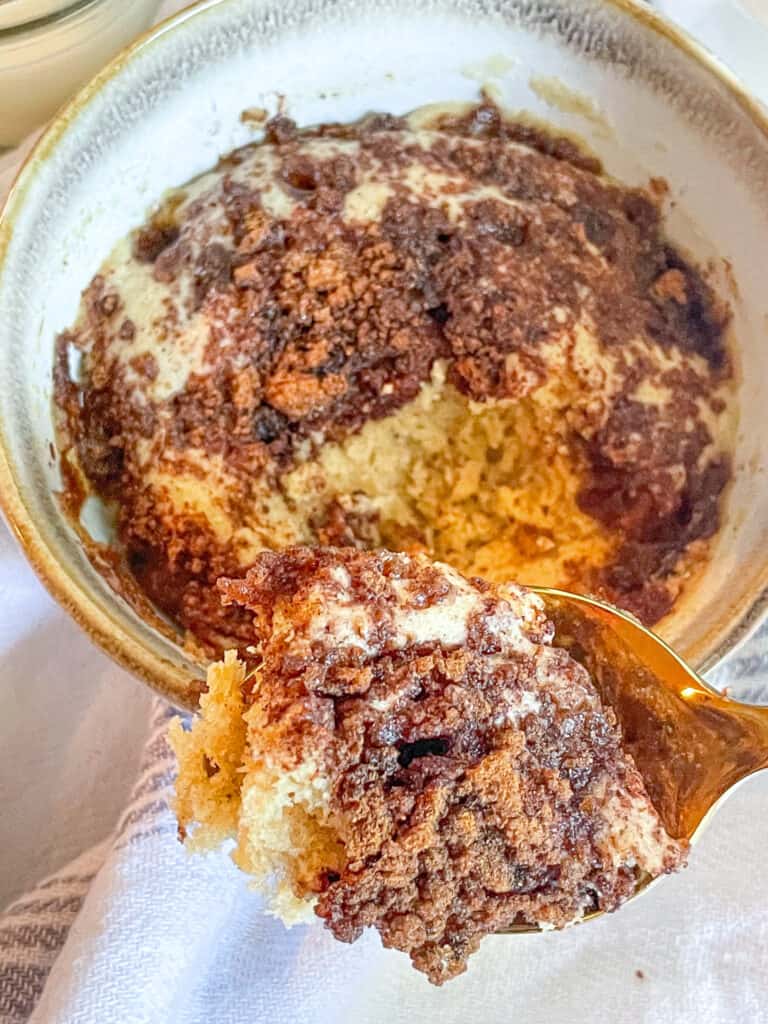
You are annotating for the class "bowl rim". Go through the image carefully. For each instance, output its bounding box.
[0,0,766,708]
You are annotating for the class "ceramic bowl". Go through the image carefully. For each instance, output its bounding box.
[1,0,767,708]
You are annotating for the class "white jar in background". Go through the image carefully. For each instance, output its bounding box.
[0,0,162,148]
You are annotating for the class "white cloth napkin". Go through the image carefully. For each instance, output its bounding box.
[1,2,768,1022]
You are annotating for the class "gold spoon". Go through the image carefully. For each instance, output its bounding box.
[502,586,768,933]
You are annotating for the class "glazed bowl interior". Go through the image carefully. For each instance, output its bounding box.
[1,0,767,708]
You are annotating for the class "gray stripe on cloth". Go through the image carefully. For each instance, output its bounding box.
[141,733,175,766]
[0,964,50,1024]
[1,896,84,922]
[35,873,97,894]
[115,823,179,852]
[0,698,176,1023]
[0,872,91,1022]
[141,705,177,755]
[706,620,768,701]
[117,798,173,837]
[0,925,72,956]
[130,763,177,801]
[113,704,181,843]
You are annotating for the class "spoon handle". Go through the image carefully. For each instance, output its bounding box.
[719,694,768,775]
[674,687,768,838]
[531,586,768,838]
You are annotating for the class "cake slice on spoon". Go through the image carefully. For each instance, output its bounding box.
[170,546,686,984]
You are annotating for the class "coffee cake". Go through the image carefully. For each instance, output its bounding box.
[170,547,686,983]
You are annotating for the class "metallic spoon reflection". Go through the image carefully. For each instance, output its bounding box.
[500,587,768,934]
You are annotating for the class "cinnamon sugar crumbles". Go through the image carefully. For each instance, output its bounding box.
[54,100,734,656]
[170,547,687,984]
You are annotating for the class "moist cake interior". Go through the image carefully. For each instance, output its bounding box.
[54,100,734,654]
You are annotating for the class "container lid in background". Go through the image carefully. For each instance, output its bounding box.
[0,0,87,32]
[0,0,162,148]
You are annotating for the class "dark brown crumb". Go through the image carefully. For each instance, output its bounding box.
[134,222,180,263]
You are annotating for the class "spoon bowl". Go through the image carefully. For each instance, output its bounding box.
[501,587,768,933]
